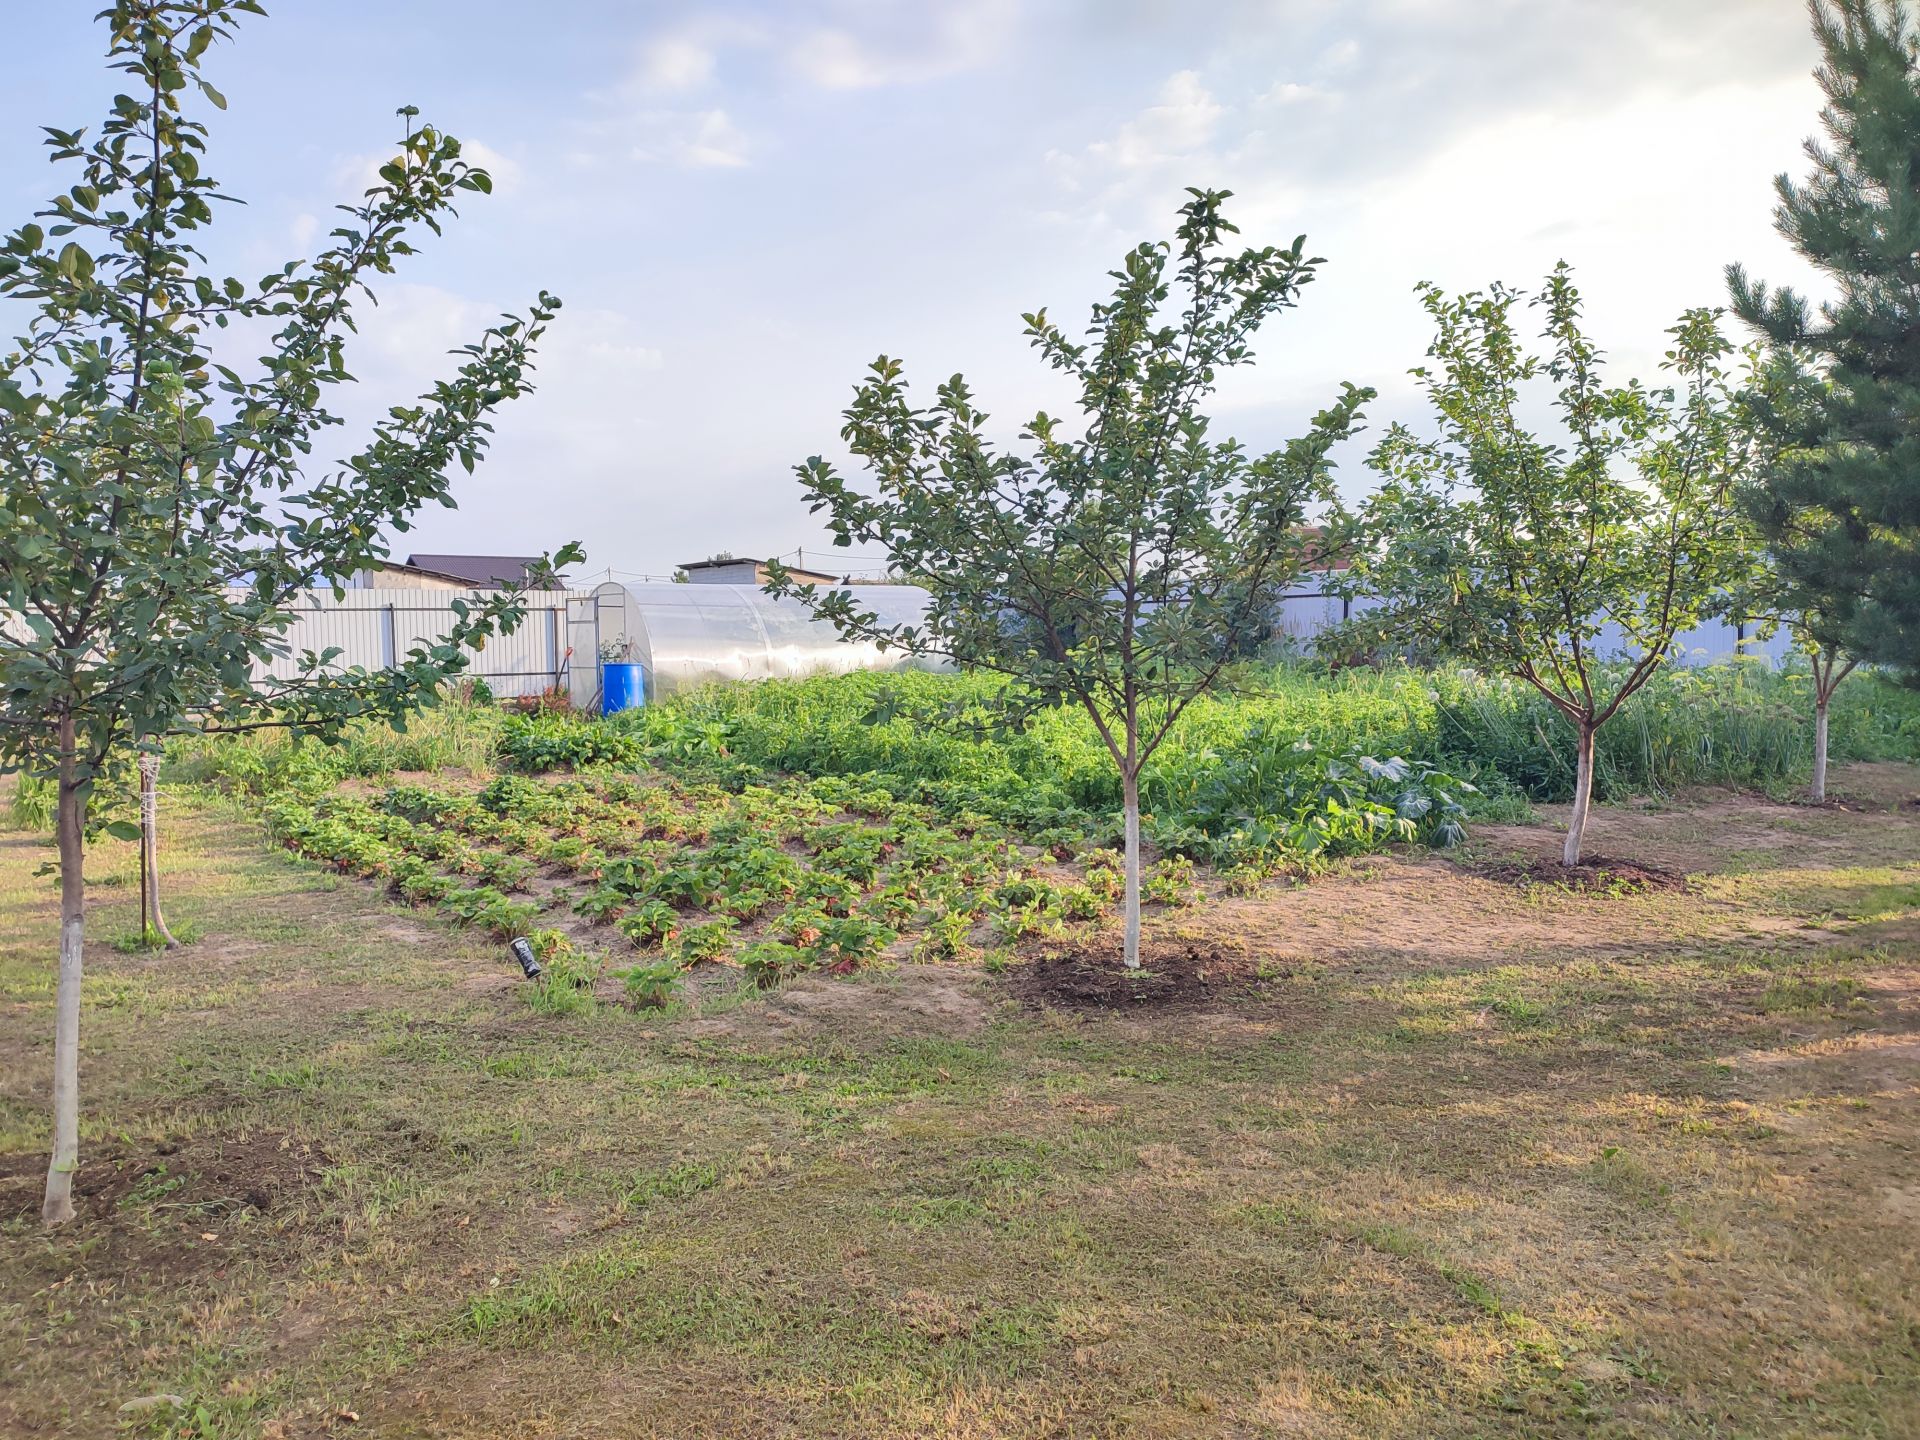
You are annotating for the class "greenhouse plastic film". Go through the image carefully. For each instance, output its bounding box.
[591,582,945,699]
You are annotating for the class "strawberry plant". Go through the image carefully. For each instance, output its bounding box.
[615,899,680,948]
[1144,855,1201,907]
[740,940,808,988]
[668,918,738,964]
[913,908,978,962]
[613,960,682,1009]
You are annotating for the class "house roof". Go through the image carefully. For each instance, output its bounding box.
[677,556,843,585]
[1297,526,1350,572]
[401,554,562,587]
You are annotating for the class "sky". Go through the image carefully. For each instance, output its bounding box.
[2,0,1829,584]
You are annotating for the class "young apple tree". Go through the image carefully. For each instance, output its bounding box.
[768,189,1370,969]
[1333,267,1749,864]
[0,0,577,1226]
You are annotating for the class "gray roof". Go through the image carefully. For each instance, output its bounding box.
[402,554,561,587]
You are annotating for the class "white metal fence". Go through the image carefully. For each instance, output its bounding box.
[1270,582,1796,666]
[260,587,582,699]
[1,584,1796,707]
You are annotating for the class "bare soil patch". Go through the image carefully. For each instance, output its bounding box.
[0,1128,328,1225]
[1010,940,1275,1012]
[1828,761,1920,812]
[1470,852,1689,895]
[1474,788,1875,872]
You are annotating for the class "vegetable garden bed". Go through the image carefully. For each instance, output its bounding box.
[233,704,1478,1013]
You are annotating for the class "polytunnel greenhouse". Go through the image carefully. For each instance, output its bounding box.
[567,581,944,709]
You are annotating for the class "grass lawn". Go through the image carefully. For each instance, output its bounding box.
[1,766,1917,1438]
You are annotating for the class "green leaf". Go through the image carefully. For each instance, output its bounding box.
[198,78,227,110]
[103,820,140,843]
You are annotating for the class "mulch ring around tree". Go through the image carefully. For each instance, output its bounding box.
[1472,853,1689,895]
[1009,941,1277,1012]
[0,1129,330,1226]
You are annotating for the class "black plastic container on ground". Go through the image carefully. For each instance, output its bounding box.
[509,937,543,980]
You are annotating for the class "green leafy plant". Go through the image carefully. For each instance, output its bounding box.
[767,189,1371,968]
[1143,855,1201,907]
[667,918,738,965]
[740,940,808,988]
[500,712,645,772]
[615,899,681,949]
[8,774,55,832]
[1335,267,1749,864]
[614,960,683,1010]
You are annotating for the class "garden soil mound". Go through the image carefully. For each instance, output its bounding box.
[1011,942,1272,1012]
[1473,853,1688,894]
[0,1130,328,1224]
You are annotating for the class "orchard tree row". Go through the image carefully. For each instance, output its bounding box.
[777,0,1920,918]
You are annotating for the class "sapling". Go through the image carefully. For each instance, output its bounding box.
[1335,267,1749,864]
[0,2,575,1223]
[771,189,1370,967]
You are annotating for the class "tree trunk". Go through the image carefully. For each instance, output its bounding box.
[1811,697,1830,805]
[43,718,87,1227]
[1563,721,1596,867]
[138,754,178,948]
[1122,767,1142,971]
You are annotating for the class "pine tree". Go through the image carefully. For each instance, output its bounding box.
[1728,0,1920,682]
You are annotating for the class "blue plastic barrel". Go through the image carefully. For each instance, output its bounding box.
[601,662,646,715]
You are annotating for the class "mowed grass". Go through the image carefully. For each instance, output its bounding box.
[0,772,1917,1438]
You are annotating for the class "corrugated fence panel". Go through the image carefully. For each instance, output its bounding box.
[1,585,1807,705]
[253,588,583,699]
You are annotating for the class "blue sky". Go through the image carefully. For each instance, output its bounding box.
[3,0,1824,582]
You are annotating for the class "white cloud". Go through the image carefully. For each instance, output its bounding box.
[353,283,491,373]
[788,0,1017,89]
[1259,81,1332,108]
[1043,69,1233,230]
[630,108,749,169]
[635,34,717,91]
[1316,37,1361,72]
[1089,71,1222,171]
[788,30,882,90]
[460,140,524,195]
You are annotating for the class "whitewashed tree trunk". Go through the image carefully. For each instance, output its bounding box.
[137,755,178,949]
[1811,699,1830,804]
[1563,722,1596,867]
[1122,767,1142,970]
[43,717,86,1227]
